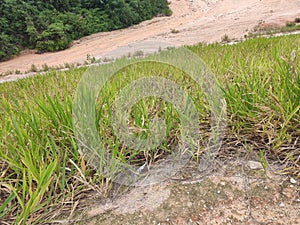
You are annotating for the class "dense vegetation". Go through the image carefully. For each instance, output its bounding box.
[0,34,299,224]
[0,0,171,60]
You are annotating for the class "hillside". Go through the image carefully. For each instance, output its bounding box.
[0,0,300,79]
[0,0,171,60]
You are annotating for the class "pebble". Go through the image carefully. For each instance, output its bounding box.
[220,181,226,186]
[279,202,285,207]
[248,160,264,170]
[290,177,297,184]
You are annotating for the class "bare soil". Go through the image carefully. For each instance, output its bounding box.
[53,160,300,225]
[1,0,300,82]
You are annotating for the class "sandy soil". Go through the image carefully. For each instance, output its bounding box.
[0,0,300,82]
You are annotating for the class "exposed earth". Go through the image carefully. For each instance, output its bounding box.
[53,159,300,225]
[1,0,300,82]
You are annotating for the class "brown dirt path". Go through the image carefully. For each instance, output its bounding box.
[0,0,299,80]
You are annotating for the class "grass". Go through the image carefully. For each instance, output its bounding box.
[0,34,299,224]
[248,19,300,38]
[221,34,231,43]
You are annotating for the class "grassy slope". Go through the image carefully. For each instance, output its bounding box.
[0,34,299,224]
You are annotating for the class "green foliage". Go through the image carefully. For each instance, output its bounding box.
[0,0,171,59]
[0,33,19,60]
[286,21,296,27]
[36,22,71,52]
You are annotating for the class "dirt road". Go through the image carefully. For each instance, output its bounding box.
[0,0,300,79]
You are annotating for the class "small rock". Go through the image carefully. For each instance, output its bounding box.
[279,202,285,207]
[220,181,226,186]
[290,177,297,184]
[217,190,221,194]
[248,161,264,170]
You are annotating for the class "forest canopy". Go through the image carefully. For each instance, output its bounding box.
[0,0,171,61]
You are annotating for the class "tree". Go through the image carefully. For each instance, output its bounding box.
[36,23,70,52]
[0,33,19,60]
[26,18,38,48]
[0,0,171,61]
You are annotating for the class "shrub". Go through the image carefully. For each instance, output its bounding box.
[162,8,172,16]
[133,50,144,57]
[0,34,20,61]
[221,34,230,43]
[30,64,38,72]
[36,23,71,52]
[295,18,300,23]
[86,54,96,64]
[171,29,180,34]
[286,22,296,27]
[42,63,49,71]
